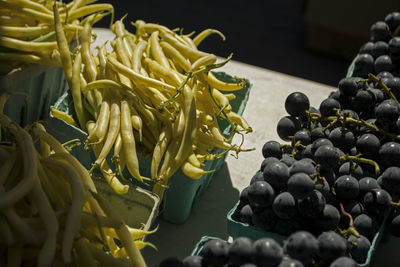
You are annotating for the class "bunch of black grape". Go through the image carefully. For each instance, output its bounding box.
[353,12,400,80]
[158,233,360,267]
[236,85,400,264]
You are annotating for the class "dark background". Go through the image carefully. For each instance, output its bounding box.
[94,0,354,87]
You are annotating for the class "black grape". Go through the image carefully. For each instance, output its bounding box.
[263,161,290,191]
[328,127,355,152]
[348,235,371,263]
[370,21,391,42]
[372,41,389,57]
[374,55,393,73]
[359,41,374,54]
[280,154,296,167]
[333,175,360,200]
[182,256,206,267]
[389,36,400,61]
[329,256,357,267]
[239,186,250,205]
[277,116,302,142]
[272,192,297,219]
[385,12,400,32]
[250,172,264,185]
[343,201,364,218]
[387,210,400,237]
[354,213,380,241]
[319,168,336,187]
[311,138,334,155]
[200,239,229,267]
[375,99,400,125]
[338,77,359,97]
[228,237,253,266]
[377,71,394,79]
[311,127,328,142]
[262,140,282,159]
[289,158,317,175]
[358,177,381,197]
[337,162,363,180]
[297,190,326,218]
[317,231,348,264]
[386,77,400,100]
[380,166,400,193]
[287,172,315,200]
[314,145,340,169]
[278,257,304,267]
[294,129,312,146]
[239,204,253,224]
[251,238,283,267]
[252,207,278,231]
[363,188,392,218]
[261,157,281,172]
[273,218,301,236]
[284,231,319,264]
[315,178,336,204]
[353,54,374,78]
[353,89,376,112]
[319,98,341,117]
[318,204,340,231]
[247,181,275,208]
[285,92,310,117]
[356,133,380,158]
[379,141,400,168]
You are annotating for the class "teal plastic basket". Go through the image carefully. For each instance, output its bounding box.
[47,71,252,224]
[226,200,388,267]
[0,64,68,126]
[91,173,160,231]
[191,236,227,256]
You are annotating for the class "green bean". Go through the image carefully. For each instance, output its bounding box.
[106,54,176,92]
[41,156,85,265]
[0,119,37,210]
[193,28,226,46]
[6,245,21,267]
[150,30,170,68]
[91,97,120,171]
[71,52,89,131]
[90,191,147,267]
[30,180,58,267]
[160,31,209,63]
[0,36,57,52]
[53,1,73,86]
[0,1,53,22]
[132,40,147,72]
[160,41,190,72]
[68,4,114,23]
[0,25,51,38]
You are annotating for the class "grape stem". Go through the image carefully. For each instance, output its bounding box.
[339,154,380,175]
[338,203,361,238]
[391,201,400,208]
[310,164,326,185]
[306,109,400,141]
[357,74,399,104]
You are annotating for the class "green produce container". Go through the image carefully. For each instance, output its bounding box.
[191,236,226,256]
[92,173,160,231]
[226,200,388,267]
[47,71,252,224]
[0,64,68,126]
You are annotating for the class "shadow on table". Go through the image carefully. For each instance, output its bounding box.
[141,162,240,267]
